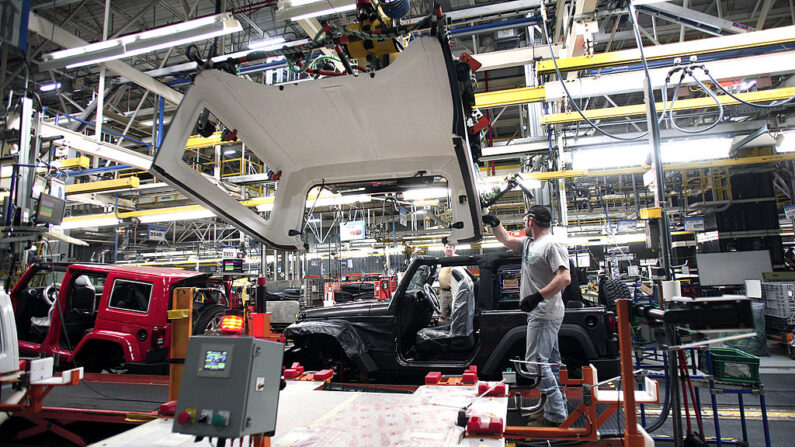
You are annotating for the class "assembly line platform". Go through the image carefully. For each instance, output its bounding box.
[91,381,509,447]
[41,374,169,414]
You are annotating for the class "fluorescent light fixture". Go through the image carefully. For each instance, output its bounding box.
[309,194,371,207]
[776,131,795,153]
[572,145,648,170]
[249,36,286,50]
[138,209,216,223]
[567,232,646,246]
[255,194,370,213]
[286,0,325,6]
[40,13,242,71]
[291,4,356,21]
[412,199,440,207]
[402,187,449,201]
[40,82,61,92]
[662,137,731,163]
[60,215,120,229]
[223,149,236,155]
[571,137,733,169]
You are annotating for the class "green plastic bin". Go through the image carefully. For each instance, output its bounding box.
[700,347,761,385]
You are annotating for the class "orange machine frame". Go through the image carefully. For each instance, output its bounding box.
[501,299,654,447]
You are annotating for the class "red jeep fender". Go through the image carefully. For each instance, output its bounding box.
[74,330,145,362]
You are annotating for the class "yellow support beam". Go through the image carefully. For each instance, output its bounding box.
[65,177,140,195]
[475,86,545,108]
[536,25,795,75]
[185,131,236,150]
[54,157,90,169]
[541,87,795,125]
[522,152,795,180]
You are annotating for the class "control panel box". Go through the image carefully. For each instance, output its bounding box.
[173,336,283,438]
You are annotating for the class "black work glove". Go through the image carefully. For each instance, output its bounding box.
[520,292,544,313]
[482,214,501,227]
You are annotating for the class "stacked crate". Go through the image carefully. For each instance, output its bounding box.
[762,281,795,332]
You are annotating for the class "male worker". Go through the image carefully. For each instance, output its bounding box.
[437,241,457,321]
[482,205,571,427]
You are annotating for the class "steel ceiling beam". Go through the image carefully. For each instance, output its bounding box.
[109,0,160,39]
[636,2,750,35]
[756,0,776,30]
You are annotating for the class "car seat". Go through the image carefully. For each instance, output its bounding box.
[72,276,96,315]
[416,267,475,352]
[64,276,97,343]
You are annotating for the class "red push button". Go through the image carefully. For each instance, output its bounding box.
[177,411,192,425]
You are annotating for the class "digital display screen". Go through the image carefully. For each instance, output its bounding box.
[203,350,229,370]
[222,259,243,273]
[36,193,66,225]
[340,220,366,241]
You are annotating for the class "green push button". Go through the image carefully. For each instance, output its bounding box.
[211,413,227,427]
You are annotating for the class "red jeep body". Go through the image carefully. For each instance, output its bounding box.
[10,263,229,371]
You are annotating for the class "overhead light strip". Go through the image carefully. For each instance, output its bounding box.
[40,13,242,71]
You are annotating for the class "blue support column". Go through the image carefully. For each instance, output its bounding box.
[760,393,771,447]
[157,96,165,153]
[706,352,722,447]
[737,393,748,444]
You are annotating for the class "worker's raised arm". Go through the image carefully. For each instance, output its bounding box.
[482,214,522,253]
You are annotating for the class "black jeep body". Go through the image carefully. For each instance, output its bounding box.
[284,251,620,382]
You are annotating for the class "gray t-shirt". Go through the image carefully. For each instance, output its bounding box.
[517,234,569,321]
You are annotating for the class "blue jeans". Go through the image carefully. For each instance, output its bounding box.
[525,315,568,423]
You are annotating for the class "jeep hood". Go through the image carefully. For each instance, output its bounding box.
[151,36,482,250]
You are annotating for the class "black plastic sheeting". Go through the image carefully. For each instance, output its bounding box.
[265,289,301,301]
[284,320,377,371]
[346,318,394,353]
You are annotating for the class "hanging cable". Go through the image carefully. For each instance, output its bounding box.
[698,66,795,109]
[663,67,725,134]
[380,0,411,19]
[539,4,648,141]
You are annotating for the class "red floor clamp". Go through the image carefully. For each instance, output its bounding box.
[284,362,305,379]
[425,371,442,385]
[462,365,478,384]
[467,416,504,436]
[477,381,507,396]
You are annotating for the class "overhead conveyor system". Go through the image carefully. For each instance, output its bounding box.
[542,87,795,125]
[520,152,795,181]
[475,48,795,109]
[535,24,795,75]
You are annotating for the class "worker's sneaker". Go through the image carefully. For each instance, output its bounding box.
[526,416,561,427]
